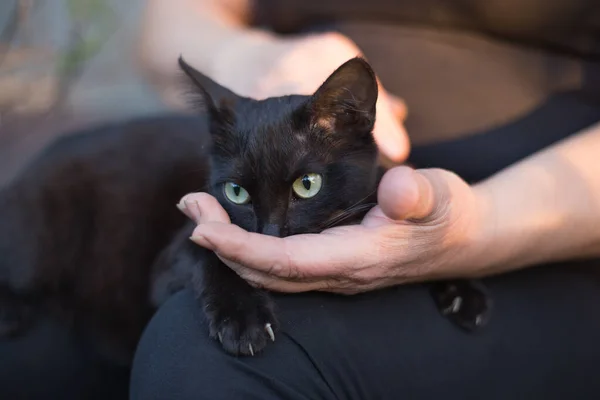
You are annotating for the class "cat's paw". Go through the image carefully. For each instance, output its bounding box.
[431,280,492,332]
[204,292,278,356]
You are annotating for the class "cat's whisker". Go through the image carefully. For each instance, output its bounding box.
[321,202,377,229]
[333,203,375,224]
[335,190,376,216]
[318,189,377,229]
[190,183,211,193]
[320,203,374,228]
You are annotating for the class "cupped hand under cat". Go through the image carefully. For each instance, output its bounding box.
[181,166,492,294]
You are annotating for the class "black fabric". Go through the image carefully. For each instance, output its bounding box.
[328,22,600,149]
[252,0,600,60]
[0,313,129,400]
[408,89,600,183]
[254,0,600,151]
[131,261,600,400]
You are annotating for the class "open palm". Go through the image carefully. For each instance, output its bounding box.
[183,166,484,294]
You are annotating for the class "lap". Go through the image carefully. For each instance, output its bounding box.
[130,260,600,400]
[0,313,129,400]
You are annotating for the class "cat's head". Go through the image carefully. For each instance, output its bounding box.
[179,56,380,237]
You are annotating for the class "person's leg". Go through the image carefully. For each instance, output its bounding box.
[130,289,337,400]
[131,260,600,400]
[0,313,130,400]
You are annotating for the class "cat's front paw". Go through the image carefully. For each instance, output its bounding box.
[205,292,277,356]
[431,279,492,332]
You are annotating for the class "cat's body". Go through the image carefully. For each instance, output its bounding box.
[0,58,490,364]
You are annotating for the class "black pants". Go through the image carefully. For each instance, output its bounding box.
[130,261,600,400]
[0,314,130,400]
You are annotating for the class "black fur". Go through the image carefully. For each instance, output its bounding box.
[0,57,491,364]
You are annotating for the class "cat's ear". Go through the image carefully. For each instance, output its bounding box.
[178,56,242,115]
[308,57,378,135]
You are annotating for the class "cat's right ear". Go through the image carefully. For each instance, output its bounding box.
[178,56,242,116]
[307,57,378,137]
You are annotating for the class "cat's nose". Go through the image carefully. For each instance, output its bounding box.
[260,223,281,237]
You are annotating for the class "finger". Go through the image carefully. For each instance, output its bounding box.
[176,197,197,222]
[378,166,470,223]
[386,93,408,122]
[177,192,231,224]
[373,90,410,163]
[190,223,380,279]
[228,263,335,292]
[377,166,436,221]
[415,168,472,223]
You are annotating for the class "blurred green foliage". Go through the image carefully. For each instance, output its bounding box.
[57,0,117,77]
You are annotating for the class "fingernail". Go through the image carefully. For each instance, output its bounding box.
[177,201,194,221]
[189,235,214,250]
[183,200,202,223]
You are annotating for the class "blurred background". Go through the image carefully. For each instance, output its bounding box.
[0,0,166,184]
[3,0,600,187]
[1,1,600,398]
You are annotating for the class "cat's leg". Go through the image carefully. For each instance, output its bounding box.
[150,225,278,356]
[430,279,492,332]
[199,251,278,357]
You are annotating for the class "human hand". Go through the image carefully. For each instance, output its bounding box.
[204,32,409,164]
[138,0,408,163]
[180,166,490,295]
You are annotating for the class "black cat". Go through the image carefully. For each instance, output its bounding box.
[0,57,491,363]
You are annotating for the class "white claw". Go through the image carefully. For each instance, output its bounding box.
[443,296,462,315]
[217,332,223,344]
[450,296,462,313]
[248,344,254,356]
[265,323,275,342]
[475,315,483,326]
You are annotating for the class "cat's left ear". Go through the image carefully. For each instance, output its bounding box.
[178,56,243,116]
[308,57,378,136]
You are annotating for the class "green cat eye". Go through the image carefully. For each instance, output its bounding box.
[224,182,250,204]
[292,173,323,199]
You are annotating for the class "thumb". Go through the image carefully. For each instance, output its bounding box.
[177,192,231,224]
[378,166,462,222]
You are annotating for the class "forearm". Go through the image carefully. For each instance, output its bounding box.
[137,0,274,86]
[137,0,364,99]
[472,123,600,274]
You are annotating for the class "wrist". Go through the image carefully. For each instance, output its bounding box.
[461,183,511,277]
[209,29,276,92]
[403,169,498,281]
[213,31,361,98]
[424,175,517,280]
[442,185,498,279]
[467,169,596,277]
